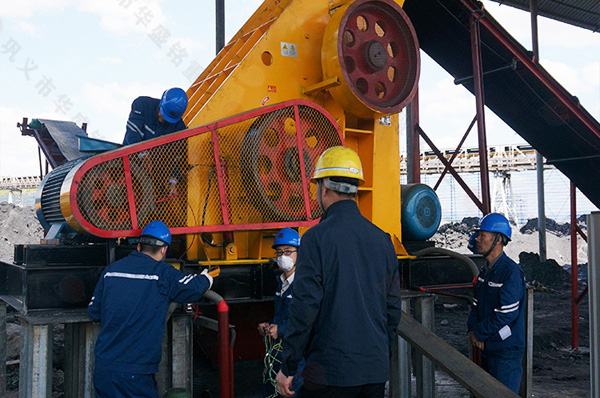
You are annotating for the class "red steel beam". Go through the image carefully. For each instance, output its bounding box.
[460,0,600,138]
[470,14,491,215]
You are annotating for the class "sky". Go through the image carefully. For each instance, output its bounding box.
[0,0,598,178]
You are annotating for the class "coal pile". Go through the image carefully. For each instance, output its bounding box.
[519,252,571,289]
[519,217,586,237]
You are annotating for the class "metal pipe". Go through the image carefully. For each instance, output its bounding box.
[414,247,479,278]
[570,182,579,349]
[216,0,225,54]
[470,15,491,214]
[203,290,234,398]
[531,0,547,263]
[406,90,420,184]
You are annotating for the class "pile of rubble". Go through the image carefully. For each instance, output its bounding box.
[0,203,44,260]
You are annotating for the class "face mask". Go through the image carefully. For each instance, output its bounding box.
[277,255,295,272]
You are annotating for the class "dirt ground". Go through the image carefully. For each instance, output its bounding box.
[1,207,593,397]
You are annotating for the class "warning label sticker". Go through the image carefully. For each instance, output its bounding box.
[280,42,297,58]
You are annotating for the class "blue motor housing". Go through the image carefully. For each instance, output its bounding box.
[401,183,442,241]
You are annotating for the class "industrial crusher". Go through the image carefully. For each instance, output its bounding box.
[1,0,476,361]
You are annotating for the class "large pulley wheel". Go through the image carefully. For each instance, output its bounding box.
[241,106,342,221]
[322,0,420,118]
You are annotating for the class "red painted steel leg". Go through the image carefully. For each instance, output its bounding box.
[217,300,233,398]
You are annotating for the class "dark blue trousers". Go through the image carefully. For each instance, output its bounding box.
[94,366,159,398]
[481,351,524,393]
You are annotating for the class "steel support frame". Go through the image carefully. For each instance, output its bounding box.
[406,16,493,215]
[570,182,589,350]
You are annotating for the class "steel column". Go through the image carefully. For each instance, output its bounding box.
[470,14,491,214]
[171,314,194,393]
[216,0,225,54]
[519,288,533,398]
[19,322,53,398]
[390,298,412,398]
[64,322,97,398]
[570,182,579,349]
[414,296,435,398]
[406,91,420,184]
[530,0,547,262]
[0,301,5,396]
[587,212,600,398]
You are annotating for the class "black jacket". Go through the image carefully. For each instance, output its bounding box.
[280,200,402,386]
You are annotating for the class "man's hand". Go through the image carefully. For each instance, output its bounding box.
[268,324,279,339]
[275,370,295,397]
[258,322,270,336]
[468,331,485,350]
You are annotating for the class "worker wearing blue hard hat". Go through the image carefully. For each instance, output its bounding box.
[467,213,526,393]
[122,88,188,146]
[88,220,215,398]
[122,87,189,197]
[276,147,402,397]
[259,227,305,397]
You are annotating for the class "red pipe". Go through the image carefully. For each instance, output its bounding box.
[217,300,234,398]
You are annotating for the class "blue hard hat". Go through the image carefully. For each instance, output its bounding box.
[272,228,300,248]
[140,220,172,246]
[476,213,511,241]
[159,88,188,123]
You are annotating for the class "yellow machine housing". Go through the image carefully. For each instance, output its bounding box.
[183,0,420,259]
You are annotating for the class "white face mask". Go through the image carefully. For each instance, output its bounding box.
[277,255,295,272]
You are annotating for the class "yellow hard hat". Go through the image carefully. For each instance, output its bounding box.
[311,146,364,184]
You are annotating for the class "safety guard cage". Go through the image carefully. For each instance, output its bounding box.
[66,100,344,238]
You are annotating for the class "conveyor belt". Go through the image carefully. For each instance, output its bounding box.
[403,0,600,207]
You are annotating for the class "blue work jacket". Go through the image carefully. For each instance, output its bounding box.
[467,252,526,355]
[88,251,210,374]
[271,273,293,339]
[122,96,186,145]
[280,200,403,386]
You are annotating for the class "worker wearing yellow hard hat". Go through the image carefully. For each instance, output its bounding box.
[276,146,402,397]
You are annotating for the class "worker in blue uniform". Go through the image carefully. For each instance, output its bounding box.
[122,87,188,197]
[259,227,305,397]
[122,87,188,146]
[275,146,403,398]
[88,220,214,398]
[467,212,526,393]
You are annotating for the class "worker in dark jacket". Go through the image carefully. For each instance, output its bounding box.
[122,87,188,196]
[259,227,305,397]
[275,146,403,397]
[467,212,526,393]
[122,87,188,146]
[88,220,213,398]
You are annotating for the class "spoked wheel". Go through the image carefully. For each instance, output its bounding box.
[322,0,420,116]
[241,106,342,221]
